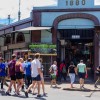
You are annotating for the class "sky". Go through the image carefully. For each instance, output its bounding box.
[0,0,100,25]
[0,0,57,24]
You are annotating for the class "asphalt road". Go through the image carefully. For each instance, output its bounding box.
[0,83,100,100]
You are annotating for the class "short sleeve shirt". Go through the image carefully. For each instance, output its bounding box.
[25,62,31,75]
[68,65,75,73]
[8,60,16,76]
[77,63,86,73]
[0,63,6,76]
[22,62,26,74]
[31,58,41,77]
[51,64,57,75]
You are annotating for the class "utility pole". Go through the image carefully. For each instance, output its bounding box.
[8,15,10,24]
[18,0,21,21]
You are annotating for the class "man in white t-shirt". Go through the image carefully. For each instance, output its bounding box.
[25,53,42,98]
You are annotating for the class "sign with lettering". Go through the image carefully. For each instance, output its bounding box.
[66,0,86,6]
[72,35,80,39]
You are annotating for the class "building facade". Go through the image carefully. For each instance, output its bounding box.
[0,18,32,60]
[32,0,100,79]
[0,0,100,79]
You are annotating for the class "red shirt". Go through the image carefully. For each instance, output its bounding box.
[60,63,66,72]
[15,64,22,72]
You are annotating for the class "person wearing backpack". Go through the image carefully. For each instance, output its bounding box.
[49,61,57,87]
[60,61,67,82]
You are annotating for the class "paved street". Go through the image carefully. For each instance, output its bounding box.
[0,82,100,100]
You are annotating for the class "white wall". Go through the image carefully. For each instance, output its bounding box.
[24,32,30,43]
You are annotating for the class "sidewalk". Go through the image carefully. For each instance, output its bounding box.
[45,82,100,92]
[44,75,95,84]
[44,76,100,91]
[0,81,100,100]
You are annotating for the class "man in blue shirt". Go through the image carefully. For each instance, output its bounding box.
[25,58,32,88]
[0,57,8,90]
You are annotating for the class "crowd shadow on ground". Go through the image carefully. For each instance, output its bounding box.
[0,90,48,99]
[63,87,100,92]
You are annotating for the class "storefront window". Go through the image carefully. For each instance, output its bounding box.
[5,35,11,45]
[16,32,25,43]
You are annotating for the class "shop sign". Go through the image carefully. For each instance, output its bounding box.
[29,44,56,54]
[29,44,56,49]
[72,35,80,39]
[66,0,85,6]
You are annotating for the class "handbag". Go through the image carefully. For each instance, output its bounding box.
[85,74,88,78]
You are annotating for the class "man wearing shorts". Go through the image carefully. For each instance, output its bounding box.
[6,54,17,95]
[77,60,87,89]
[25,58,32,89]
[25,53,42,98]
[0,57,8,90]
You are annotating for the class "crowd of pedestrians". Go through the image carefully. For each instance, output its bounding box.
[0,53,46,97]
[0,53,100,98]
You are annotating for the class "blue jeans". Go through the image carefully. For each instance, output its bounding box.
[69,73,75,84]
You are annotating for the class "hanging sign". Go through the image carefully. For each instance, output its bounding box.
[72,35,80,39]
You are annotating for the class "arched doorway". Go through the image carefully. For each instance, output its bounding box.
[52,13,100,79]
[15,32,25,58]
[16,32,25,43]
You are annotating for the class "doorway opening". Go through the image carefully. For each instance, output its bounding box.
[58,29,95,79]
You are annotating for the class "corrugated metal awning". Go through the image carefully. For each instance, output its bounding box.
[13,26,52,32]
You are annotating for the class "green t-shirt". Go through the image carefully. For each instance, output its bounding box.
[77,63,86,73]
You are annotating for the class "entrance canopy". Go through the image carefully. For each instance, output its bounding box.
[13,26,52,32]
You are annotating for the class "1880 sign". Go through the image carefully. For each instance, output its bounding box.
[66,0,86,6]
